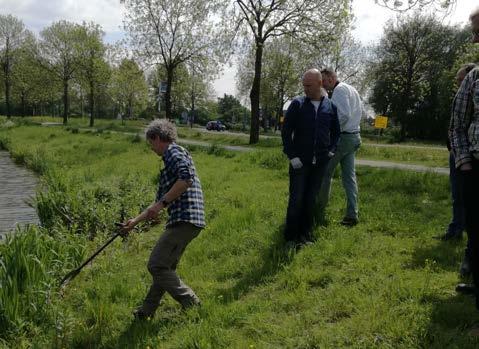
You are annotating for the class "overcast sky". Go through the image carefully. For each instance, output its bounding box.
[1,0,477,97]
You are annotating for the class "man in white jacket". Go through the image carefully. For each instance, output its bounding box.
[318,68,362,226]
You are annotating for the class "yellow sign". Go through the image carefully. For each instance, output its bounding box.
[374,116,388,129]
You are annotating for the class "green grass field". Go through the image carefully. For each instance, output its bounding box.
[0,118,474,348]
[8,116,450,168]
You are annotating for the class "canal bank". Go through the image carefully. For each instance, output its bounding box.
[0,150,39,238]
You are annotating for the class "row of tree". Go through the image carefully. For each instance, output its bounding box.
[121,0,353,143]
[0,16,152,126]
[369,13,479,141]
[0,0,464,142]
[0,13,253,129]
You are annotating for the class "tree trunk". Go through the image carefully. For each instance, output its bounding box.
[165,67,174,119]
[190,88,195,128]
[80,89,84,118]
[4,57,11,119]
[249,40,264,144]
[89,81,95,127]
[21,92,26,117]
[62,78,69,125]
[276,101,284,132]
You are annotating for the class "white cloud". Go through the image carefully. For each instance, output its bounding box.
[213,64,237,98]
[0,0,125,41]
[351,0,479,45]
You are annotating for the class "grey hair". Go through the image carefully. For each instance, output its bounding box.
[145,119,177,142]
[320,67,337,79]
[459,63,477,75]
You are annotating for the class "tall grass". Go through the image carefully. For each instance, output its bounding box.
[0,225,86,338]
[0,121,477,347]
[358,144,448,167]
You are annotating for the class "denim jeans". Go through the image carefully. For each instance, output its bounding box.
[285,160,329,242]
[318,133,361,219]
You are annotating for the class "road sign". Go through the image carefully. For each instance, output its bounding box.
[374,116,388,129]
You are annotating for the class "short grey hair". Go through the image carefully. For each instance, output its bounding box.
[320,68,337,79]
[459,63,477,75]
[145,119,177,142]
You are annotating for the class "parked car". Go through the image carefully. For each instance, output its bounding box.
[206,120,226,131]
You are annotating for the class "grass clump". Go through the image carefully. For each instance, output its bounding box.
[0,225,87,340]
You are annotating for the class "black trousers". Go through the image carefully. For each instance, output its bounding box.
[285,161,328,242]
[462,158,479,308]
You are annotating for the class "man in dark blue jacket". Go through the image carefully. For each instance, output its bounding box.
[281,69,340,247]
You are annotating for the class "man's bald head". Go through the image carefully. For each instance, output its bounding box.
[302,69,322,82]
[302,69,323,100]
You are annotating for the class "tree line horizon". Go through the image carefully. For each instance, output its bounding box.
[1,0,473,143]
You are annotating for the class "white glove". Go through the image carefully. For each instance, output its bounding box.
[327,151,335,158]
[290,157,303,169]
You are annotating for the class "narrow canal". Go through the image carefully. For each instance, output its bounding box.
[0,151,39,238]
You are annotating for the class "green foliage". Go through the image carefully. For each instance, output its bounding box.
[0,14,30,117]
[216,94,249,125]
[131,133,142,143]
[39,20,86,124]
[248,149,287,170]
[110,59,148,119]
[358,144,448,167]
[75,22,111,127]
[231,0,351,142]
[0,225,87,338]
[0,133,11,149]
[369,13,470,141]
[122,0,229,119]
[35,170,152,238]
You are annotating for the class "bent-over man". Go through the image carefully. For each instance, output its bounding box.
[122,119,205,320]
[318,68,362,226]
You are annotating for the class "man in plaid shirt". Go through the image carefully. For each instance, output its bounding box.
[450,7,479,317]
[122,119,205,320]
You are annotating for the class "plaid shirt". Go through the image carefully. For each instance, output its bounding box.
[155,143,205,228]
[450,68,479,168]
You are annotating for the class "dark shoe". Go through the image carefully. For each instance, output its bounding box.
[460,258,472,277]
[468,324,479,337]
[340,216,358,226]
[455,283,475,295]
[133,308,154,320]
[181,298,201,310]
[297,240,314,249]
[299,234,314,244]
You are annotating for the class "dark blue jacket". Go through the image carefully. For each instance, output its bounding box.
[281,96,340,165]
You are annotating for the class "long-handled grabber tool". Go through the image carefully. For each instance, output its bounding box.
[59,223,125,288]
